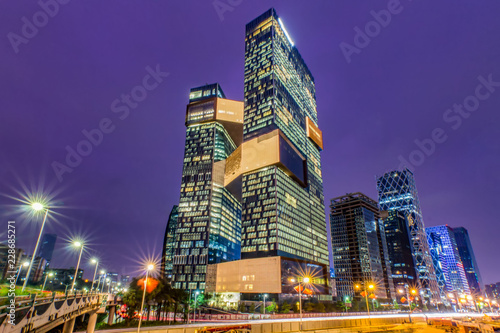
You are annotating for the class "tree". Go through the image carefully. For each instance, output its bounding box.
[314,303,325,313]
[304,302,314,313]
[280,301,292,313]
[265,301,278,314]
[249,303,255,313]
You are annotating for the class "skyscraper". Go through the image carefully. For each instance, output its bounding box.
[171,84,244,290]
[383,210,418,288]
[453,227,483,295]
[161,205,178,279]
[330,193,394,300]
[377,168,440,302]
[426,225,470,295]
[37,233,57,264]
[238,8,329,266]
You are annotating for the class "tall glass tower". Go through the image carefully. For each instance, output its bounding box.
[377,168,440,302]
[235,8,329,266]
[426,226,470,295]
[171,84,244,290]
[330,193,394,300]
[453,227,483,295]
[161,205,178,279]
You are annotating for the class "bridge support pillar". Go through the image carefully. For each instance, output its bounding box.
[62,317,76,333]
[86,312,98,333]
[107,306,116,325]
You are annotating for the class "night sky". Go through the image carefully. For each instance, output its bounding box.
[1,1,499,284]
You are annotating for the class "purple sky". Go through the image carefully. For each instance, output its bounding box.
[1,1,499,284]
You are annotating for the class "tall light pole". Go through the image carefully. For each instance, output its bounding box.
[15,262,30,284]
[263,294,268,314]
[355,282,375,319]
[22,203,49,292]
[193,291,199,323]
[290,276,310,331]
[485,299,493,313]
[42,272,54,292]
[96,270,105,292]
[90,259,99,292]
[106,278,111,293]
[137,264,154,333]
[71,241,84,292]
[399,285,417,323]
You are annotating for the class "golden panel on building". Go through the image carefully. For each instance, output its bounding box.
[208,257,282,293]
[306,116,323,150]
[215,98,244,124]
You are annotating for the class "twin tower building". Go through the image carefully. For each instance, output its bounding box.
[162,8,449,305]
[162,9,330,300]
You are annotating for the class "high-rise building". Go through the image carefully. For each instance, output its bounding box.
[485,283,500,299]
[426,231,448,303]
[426,226,470,295]
[171,83,244,290]
[330,193,394,300]
[238,8,329,266]
[383,211,418,289]
[161,205,178,279]
[37,233,57,264]
[453,227,483,295]
[377,168,440,302]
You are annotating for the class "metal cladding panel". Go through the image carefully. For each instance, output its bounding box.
[213,256,282,293]
[306,116,323,150]
[215,99,244,124]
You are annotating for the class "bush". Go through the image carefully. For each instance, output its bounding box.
[314,303,325,313]
[280,301,291,313]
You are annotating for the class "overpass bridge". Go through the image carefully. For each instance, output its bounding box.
[0,293,118,333]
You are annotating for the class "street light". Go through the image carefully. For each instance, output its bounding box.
[96,270,105,292]
[70,241,84,292]
[90,259,99,292]
[22,202,50,292]
[193,291,200,323]
[485,299,493,313]
[355,282,375,319]
[290,276,311,331]
[15,261,30,285]
[263,294,268,314]
[398,285,416,323]
[41,272,54,292]
[137,263,154,333]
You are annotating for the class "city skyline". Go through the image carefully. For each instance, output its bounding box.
[1,1,499,284]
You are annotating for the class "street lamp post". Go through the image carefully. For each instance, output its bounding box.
[15,262,30,284]
[399,285,417,323]
[22,203,49,292]
[137,264,154,333]
[71,241,84,293]
[96,271,105,292]
[106,278,111,293]
[263,294,268,314]
[290,276,310,331]
[41,272,53,292]
[193,291,199,323]
[355,282,374,319]
[485,299,493,313]
[90,259,99,292]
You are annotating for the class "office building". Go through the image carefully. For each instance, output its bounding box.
[377,168,440,302]
[426,225,470,295]
[238,8,329,266]
[37,233,57,264]
[161,205,179,279]
[383,210,418,288]
[330,193,394,300]
[171,83,244,290]
[453,227,483,295]
[485,283,500,299]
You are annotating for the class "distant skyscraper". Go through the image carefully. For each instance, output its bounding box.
[426,231,448,301]
[383,210,418,288]
[161,205,178,279]
[330,193,394,300]
[238,8,329,266]
[37,233,57,263]
[377,168,440,302]
[426,226,470,295]
[485,283,500,299]
[453,227,483,295]
[171,83,243,290]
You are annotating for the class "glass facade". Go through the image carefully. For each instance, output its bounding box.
[384,210,418,289]
[453,227,483,295]
[377,168,440,302]
[241,8,329,266]
[330,193,394,300]
[426,225,470,295]
[171,84,243,291]
[161,205,178,279]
